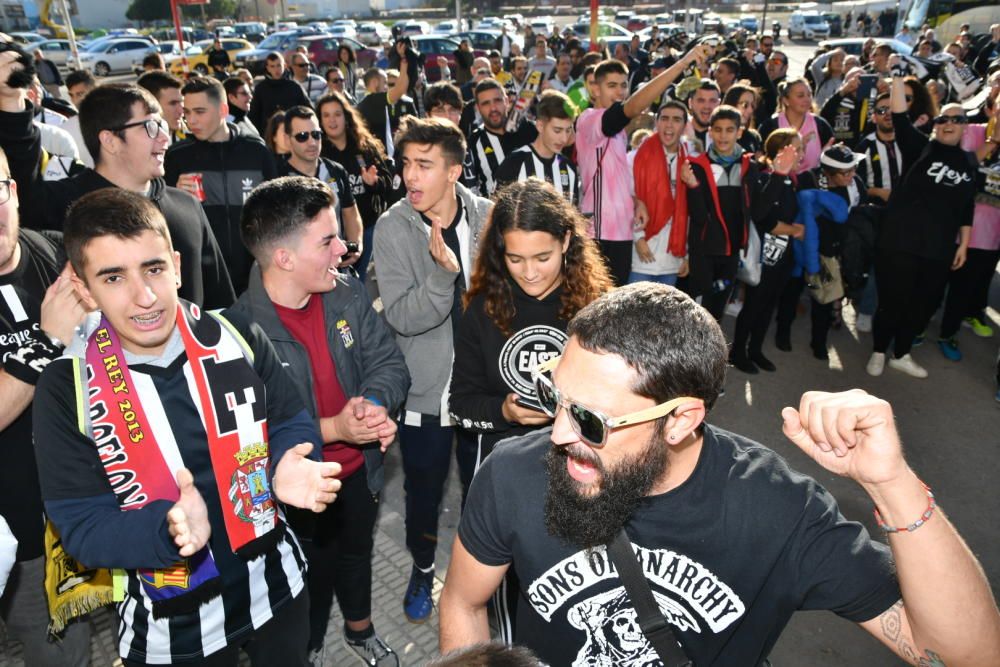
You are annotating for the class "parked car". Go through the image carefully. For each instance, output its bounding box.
[817,37,913,57]
[528,17,555,36]
[503,14,524,29]
[569,22,633,40]
[739,16,759,32]
[410,35,461,82]
[236,29,325,75]
[453,30,523,56]
[282,35,378,77]
[167,38,254,76]
[626,16,652,32]
[788,11,832,40]
[328,24,357,40]
[434,20,462,35]
[357,22,391,46]
[37,39,75,69]
[233,21,267,43]
[151,27,211,43]
[9,32,47,48]
[77,37,156,76]
[401,21,432,36]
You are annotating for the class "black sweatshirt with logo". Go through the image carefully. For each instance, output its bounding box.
[449,281,567,458]
[879,113,976,263]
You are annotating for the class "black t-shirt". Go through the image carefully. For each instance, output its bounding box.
[459,426,900,666]
[0,229,64,560]
[321,142,393,229]
[356,92,418,153]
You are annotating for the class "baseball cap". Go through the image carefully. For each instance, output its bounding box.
[652,56,671,70]
[821,143,864,170]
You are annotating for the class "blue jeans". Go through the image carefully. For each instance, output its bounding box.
[627,271,677,285]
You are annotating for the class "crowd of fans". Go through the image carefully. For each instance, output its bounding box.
[0,15,997,667]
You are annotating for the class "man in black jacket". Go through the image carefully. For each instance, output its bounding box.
[247,52,310,135]
[0,64,235,309]
[165,77,277,294]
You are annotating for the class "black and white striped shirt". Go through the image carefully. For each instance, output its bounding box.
[855,132,903,192]
[494,144,578,204]
[468,122,538,197]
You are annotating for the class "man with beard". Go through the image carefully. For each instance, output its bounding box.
[684,79,721,153]
[466,78,537,197]
[440,283,1000,665]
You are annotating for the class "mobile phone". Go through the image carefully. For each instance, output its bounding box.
[341,241,359,261]
[515,396,545,412]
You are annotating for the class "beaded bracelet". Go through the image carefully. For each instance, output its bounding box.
[873,482,936,534]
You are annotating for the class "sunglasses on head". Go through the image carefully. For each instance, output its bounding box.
[293,129,323,142]
[531,356,700,448]
[933,115,968,125]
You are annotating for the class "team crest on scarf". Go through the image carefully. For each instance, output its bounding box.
[230,443,275,526]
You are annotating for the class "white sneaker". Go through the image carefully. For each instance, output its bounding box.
[866,352,885,376]
[856,313,872,333]
[888,354,928,378]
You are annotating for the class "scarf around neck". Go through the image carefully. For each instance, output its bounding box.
[633,135,688,254]
[708,141,745,169]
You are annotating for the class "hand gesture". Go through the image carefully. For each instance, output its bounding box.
[501,393,552,426]
[41,265,87,345]
[680,162,698,188]
[887,54,902,70]
[781,389,909,488]
[167,468,211,557]
[361,164,378,187]
[436,56,449,70]
[840,69,861,96]
[686,44,713,68]
[333,396,398,451]
[772,144,798,175]
[273,443,343,513]
[633,199,649,230]
[429,217,460,273]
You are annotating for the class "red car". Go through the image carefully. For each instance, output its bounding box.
[283,35,378,77]
[410,35,461,83]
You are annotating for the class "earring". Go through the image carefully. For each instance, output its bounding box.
[668,434,677,443]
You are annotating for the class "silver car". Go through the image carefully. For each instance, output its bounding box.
[37,39,75,69]
[77,38,156,77]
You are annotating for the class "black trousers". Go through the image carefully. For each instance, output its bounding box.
[685,254,739,321]
[733,253,794,357]
[123,589,310,667]
[775,275,835,350]
[873,250,951,357]
[301,466,379,651]
[598,239,633,287]
[940,247,1000,339]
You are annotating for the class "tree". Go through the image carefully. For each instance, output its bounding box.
[126,0,171,22]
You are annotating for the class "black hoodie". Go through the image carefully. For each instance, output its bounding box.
[164,122,277,294]
[0,101,236,309]
[449,281,568,459]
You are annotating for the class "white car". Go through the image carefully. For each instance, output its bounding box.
[77,38,156,76]
[356,22,391,46]
[37,39,75,69]
[328,24,357,40]
[435,20,461,35]
[789,11,832,40]
[529,17,555,35]
[9,32,47,48]
[401,21,431,36]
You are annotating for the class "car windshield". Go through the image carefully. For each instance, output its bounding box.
[257,34,283,49]
[804,15,824,24]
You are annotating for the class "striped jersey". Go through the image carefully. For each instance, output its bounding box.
[494,144,578,204]
[33,311,317,664]
[855,132,903,192]
[468,122,538,197]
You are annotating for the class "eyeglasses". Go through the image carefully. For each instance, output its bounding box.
[294,62,309,68]
[933,115,968,125]
[328,77,344,84]
[531,356,700,448]
[292,129,324,143]
[874,107,892,116]
[0,179,12,206]
[109,118,169,140]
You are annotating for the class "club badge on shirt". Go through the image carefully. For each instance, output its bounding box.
[337,319,354,348]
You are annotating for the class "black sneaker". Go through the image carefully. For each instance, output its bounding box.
[750,352,776,372]
[343,631,400,667]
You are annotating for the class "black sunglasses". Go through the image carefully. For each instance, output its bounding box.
[293,130,323,143]
[933,115,968,125]
[531,356,699,448]
[874,107,892,116]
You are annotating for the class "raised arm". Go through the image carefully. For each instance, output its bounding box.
[782,390,1000,666]
[623,44,711,120]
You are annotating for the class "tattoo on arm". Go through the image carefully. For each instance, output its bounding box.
[881,601,948,667]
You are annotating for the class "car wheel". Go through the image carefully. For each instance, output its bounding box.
[94,61,110,77]
[195,64,209,75]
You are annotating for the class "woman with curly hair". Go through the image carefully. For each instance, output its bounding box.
[449,178,613,465]
[336,43,359,99]
[317,91,394,280]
